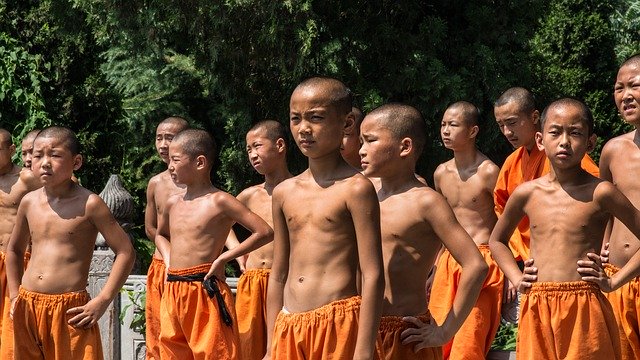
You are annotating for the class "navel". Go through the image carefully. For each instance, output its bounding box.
[472,197,477,203]
[38,274,43,280]
[624,243,630,249]
[298,276,304,283]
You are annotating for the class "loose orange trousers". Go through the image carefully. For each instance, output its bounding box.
[517,281,621,360]
[0,251,30,359]
[236,268,270,360]
[159,263,240,360]
[12,287,103,360]
[428,244,504,360]
[145,257,165,360]
[604,264,640,360]
[272,296,380,360]
[378,313,442,360]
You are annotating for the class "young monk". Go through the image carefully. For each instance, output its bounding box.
[0,128,42,356]
[429,101,504,359]
[489,98,640,360]
[341,106,365,169]
[6,126,136,359]
[143,116,188,360]
[156,129,273,359]
[597,53,640,360]
[358,103,487,359]
[235,120,292,360]
[20,129,40,170]
[264,77,384,360]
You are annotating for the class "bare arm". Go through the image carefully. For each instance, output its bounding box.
[154,196,174,268]
[599,144,614,250]
[263,187,289,359]
[206,193,273,279]
[67,195,135,329]
[6,198,32,314]
[144,179,158,241]
[348,178,384,360]
[224,228,246,273]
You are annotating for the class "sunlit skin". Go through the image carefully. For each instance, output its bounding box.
[359,110,487,350]
[263,82,383,360]
[155,138,273,280]
[494,102,540,151]
[238,128,291,270]
[600,61,640,269]
[491,102,640,295]
[144,122,187,260]
[6,134,134,329]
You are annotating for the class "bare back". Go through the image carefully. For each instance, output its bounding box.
[21,186,102,293]
[0,165,38,252]
[379,183,442,316]
[238,184,275,269]
[435,155,498,245]
[520,175,610,282]
[600,131,640,268]
[167,189,236,269]
[276,170,370,313]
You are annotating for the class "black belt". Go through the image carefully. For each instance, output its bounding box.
[166,272,233,326]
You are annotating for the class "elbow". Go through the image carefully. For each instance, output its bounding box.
[261,227,275,245]
[475,259,489,281]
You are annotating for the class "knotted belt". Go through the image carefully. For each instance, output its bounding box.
[166,273,233,326]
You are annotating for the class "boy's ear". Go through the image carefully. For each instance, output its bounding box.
[587,133,597,153]
[400,137,413,158]
[343,111,356,135]
[468,125,479,139]
[531,110,541,126]
[275,138,286,154]
[535,131,544,151]
[196,154,207,169]
[73,154,83,171]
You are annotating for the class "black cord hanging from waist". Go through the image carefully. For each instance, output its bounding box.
[166,272,233,326]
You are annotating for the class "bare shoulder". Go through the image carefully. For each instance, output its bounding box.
[434,159,454,179]
[412,184,447,210]
[236,183,265,203]
[592,178,620,201]
[601,131,636,159]
[19,169,41,191]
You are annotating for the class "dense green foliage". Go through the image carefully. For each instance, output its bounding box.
[0,1,637,272]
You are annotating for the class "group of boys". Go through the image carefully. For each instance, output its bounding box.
[0,54,639,360]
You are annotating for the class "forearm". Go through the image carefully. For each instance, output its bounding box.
[218,230,272,264]
[489,241,522,286]
[6,247,25,300]
[440,258,487,339]
[353,270,383,360]
[94,251,135,306]
[154,235,171,262]
[611,246,640,290]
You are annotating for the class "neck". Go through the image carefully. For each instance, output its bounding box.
[184,180,214,199]
[523,138,537,153]
[264,166,292,192]
[379,166,418,194]
[452,145,479,169]
[547,165,585,186]
[0,162,17,176]
[308,151,348,180]
[634,129,640,146]
[44,179,76,199]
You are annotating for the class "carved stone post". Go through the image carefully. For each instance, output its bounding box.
[89,174,135,360]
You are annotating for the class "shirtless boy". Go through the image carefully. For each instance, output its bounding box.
[597,53,640,359]
[358,103,487,359]
[264,77,384,360]
[20,129,40,170]
[489,98,640,360]
[234,120,292,360]
[0,128,42,355]
[144,116,188,360]
[429,101,504,359]
[341,106,364,169]
[156,129,273,359]
[6,126,135,359]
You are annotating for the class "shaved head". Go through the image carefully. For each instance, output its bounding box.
[173,129,217,166]
[0,128,11,147]
[249,120,287,143]
[368,103,426,155]
[293,77,353,115]
[36,126,81,155]
[495,87,537,114]
[621,53,640,69]
[541,98,594,135]
[447,101,480,127]
[159,116,189,132]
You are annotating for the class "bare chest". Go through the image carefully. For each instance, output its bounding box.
[27,205,95,241]
[282,188,352,233]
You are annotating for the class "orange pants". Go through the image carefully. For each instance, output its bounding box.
[604,264,640,360]
[236,268,270,360]
[518,281,621,360]
[159,263,239,360]
[272,296,379,360]
[428,245,504,360]
[145,257,165,360]
[12,287,103,360]
[378,313,442,359]
[0,251,30,359]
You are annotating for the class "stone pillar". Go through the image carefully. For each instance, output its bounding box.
[89,174,136,360]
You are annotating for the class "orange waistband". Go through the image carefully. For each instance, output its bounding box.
[379,312,431,332]
[528,281,600,293]
[151,257,165,267]
[18,287,89,303]
[167,263,212,276]
[242,268,271,277]
[279,295,361,321]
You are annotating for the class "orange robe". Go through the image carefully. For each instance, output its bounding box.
[494,146,599,260]
[378,313,442,360]
[236,268,270,360]
[429,245,504,360]
[604,264,640,360]
[517,281,620,360]
[145,257,165,360]
[12,288,103,360]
